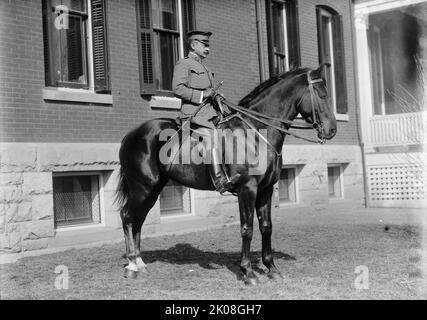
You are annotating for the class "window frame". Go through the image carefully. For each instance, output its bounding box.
[42,0,110,95]
[368,24,386,116]
[53,171,106,232]
[316,6,348,121]
[266,0,300,77]
[136,0,195,96]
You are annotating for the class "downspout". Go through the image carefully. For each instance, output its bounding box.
[350,1,370,208]
[255,0,266,82]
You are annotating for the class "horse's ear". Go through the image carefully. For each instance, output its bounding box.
[313,63,330,78]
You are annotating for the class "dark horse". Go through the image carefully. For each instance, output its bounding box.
[116,66,337,284]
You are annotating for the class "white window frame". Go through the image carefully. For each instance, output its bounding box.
[319,8,348,122]
[369,25,386,116]
[53,171,106,232]
[321,10,337,116]
[282,4,290,72]
[276,2,290,72]
[327,164,344,200]
[150,0,187,109]
[42,0,113,104]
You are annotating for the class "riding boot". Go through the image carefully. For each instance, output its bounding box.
[209,147,240,194]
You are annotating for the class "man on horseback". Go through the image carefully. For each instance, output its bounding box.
[172,30,240,194]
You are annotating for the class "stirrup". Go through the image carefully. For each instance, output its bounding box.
[216,173,241,195]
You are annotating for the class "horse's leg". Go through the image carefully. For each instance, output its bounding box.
[238,179,259,285]
[121,186,162,278]
[121,201,140,279]
[133,189,163,272]
[255,186,283,281]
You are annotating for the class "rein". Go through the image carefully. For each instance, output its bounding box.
[218,71,326,145]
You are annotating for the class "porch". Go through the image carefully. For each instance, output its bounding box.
[354,0,427,208]
[369,111,426,148]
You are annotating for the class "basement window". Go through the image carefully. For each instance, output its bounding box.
[160,180,191,216]
[279,167,297,203]
[328,165,343,199]
[53,173,103,228]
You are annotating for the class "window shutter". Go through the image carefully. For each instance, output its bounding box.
[136,0,156,95]
[91,0,110,93]
[332,14,347,114]
[42,0,55,86]
[286,0,300,69]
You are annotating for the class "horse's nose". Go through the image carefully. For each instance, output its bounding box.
[330,127,337,137]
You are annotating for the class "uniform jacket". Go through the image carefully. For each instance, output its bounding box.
[172,52,218,128]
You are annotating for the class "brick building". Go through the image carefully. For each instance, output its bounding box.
[0,0,364,254]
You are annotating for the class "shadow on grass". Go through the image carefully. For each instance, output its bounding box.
[134,243,296,281]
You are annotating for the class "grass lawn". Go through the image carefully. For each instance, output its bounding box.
[0,207,425,300]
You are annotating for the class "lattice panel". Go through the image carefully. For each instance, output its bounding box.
[160,180,191,216]
[53,175,101,227]
[369,164,426,202]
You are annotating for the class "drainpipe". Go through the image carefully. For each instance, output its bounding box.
[255,0,266,82]
[350,1,370,208]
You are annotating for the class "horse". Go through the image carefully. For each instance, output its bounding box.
[116,65,337,284]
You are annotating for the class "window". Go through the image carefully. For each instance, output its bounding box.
[327,165,343,199]
[368,25,385,115]
[42,0,110,92]
[160,180,191,216]
[316,6,347,117]
[266,0,300,76]
[136,0,195,95]
[278,167,297,203]
[53,173,103,228]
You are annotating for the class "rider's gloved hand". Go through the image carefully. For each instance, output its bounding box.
[203,88,214,99]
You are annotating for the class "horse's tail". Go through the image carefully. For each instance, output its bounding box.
[114,165,130,213]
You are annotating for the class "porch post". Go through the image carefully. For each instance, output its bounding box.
[354,9,374,153]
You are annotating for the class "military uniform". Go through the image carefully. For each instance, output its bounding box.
[171,30,241,194]
[172,51,218,129]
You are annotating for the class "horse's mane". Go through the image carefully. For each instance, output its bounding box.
[238,67,310,107]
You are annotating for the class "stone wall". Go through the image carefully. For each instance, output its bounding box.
[0,143,364,254]
[0,143,122,253]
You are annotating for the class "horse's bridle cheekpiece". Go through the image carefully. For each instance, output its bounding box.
[306,71,325,143]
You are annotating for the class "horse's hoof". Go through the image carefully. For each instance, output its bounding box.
[244,276,260,286]
[268,271,284,282]
[124,268,138,279]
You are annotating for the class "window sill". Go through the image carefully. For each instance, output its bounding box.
[55,222,105,233]
[43,87,113,105]
[150,96,182,110]
[335,114,349,121]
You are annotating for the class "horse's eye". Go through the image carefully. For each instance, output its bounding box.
[314,86,327,99]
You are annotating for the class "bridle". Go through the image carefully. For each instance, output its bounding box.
[304,71,325,137]
[217,70,327,146]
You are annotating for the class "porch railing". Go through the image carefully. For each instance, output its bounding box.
[369,111,426,147]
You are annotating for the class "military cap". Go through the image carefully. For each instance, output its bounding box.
[187,30,212,45]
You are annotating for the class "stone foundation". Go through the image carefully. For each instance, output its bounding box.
[0,143,364,254]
